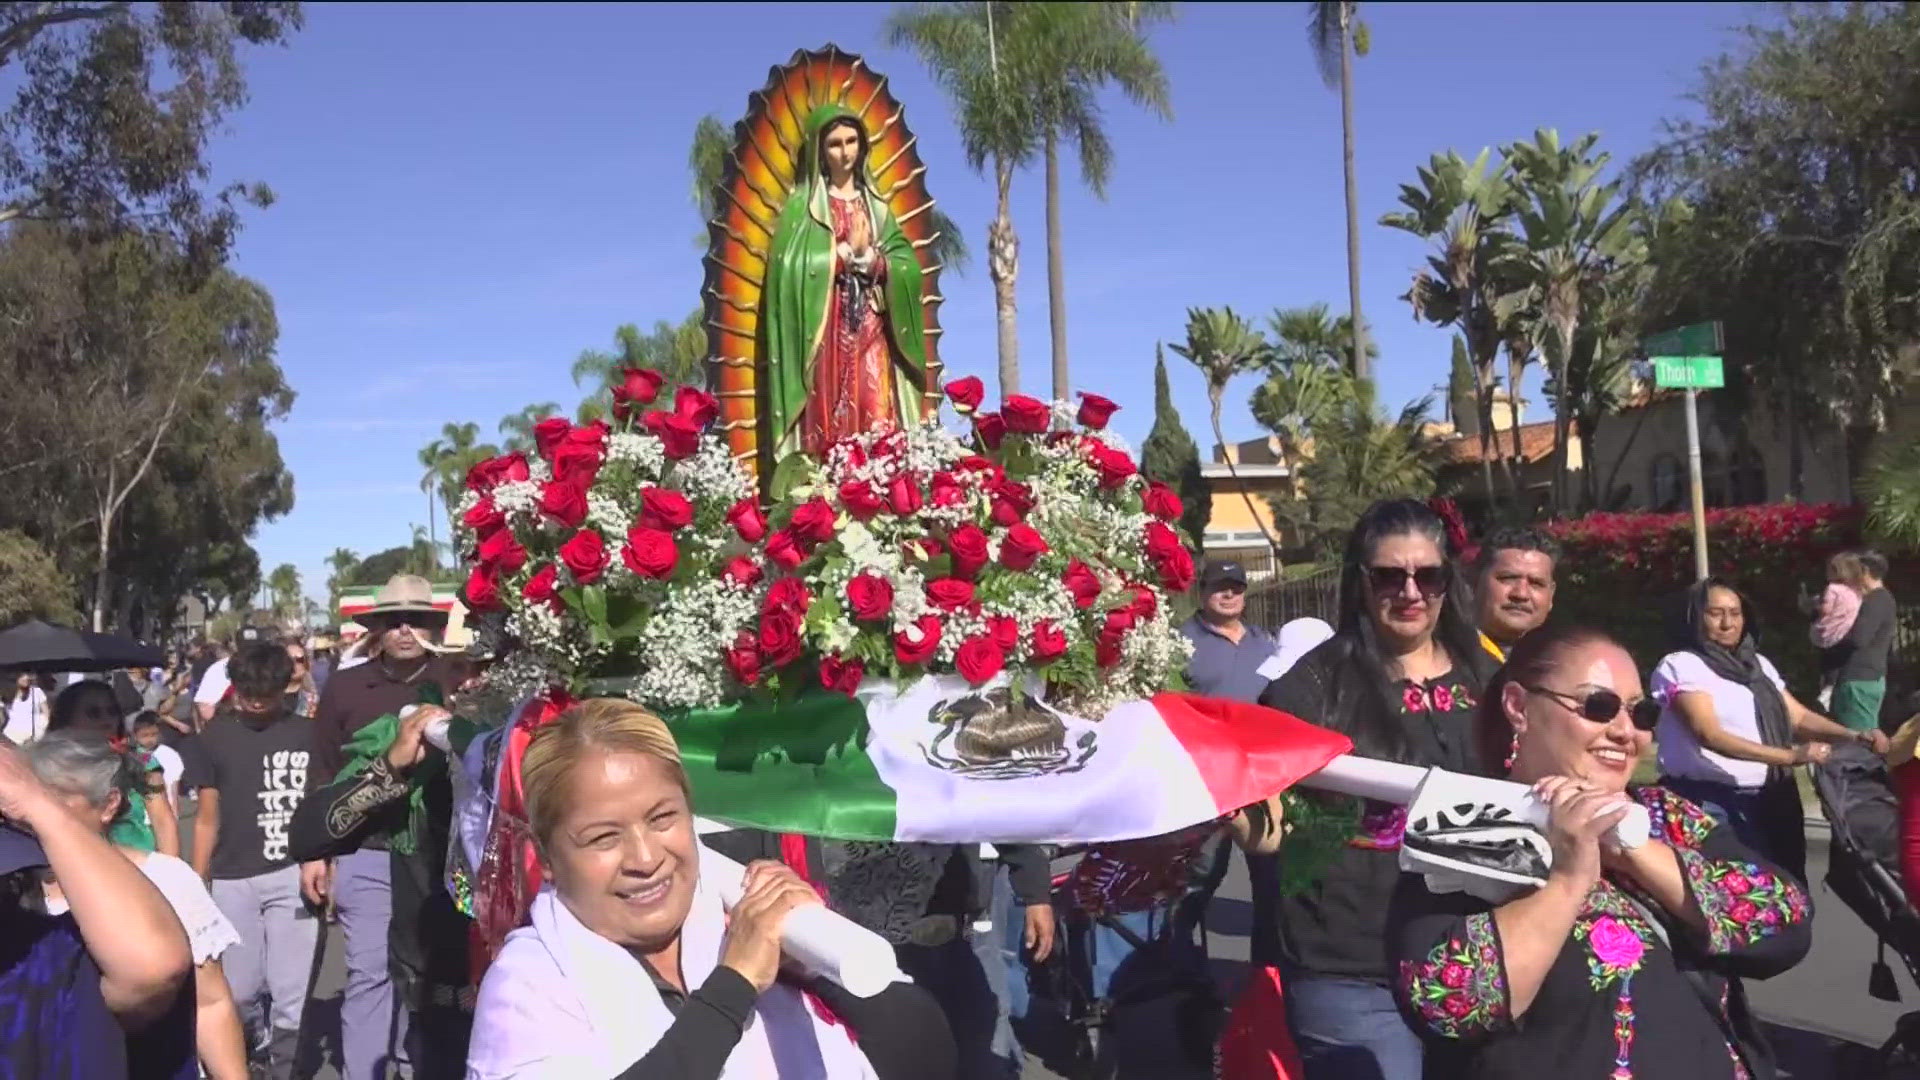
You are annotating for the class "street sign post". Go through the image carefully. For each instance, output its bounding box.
[1643,321,1725,583]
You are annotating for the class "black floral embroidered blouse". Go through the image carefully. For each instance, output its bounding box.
[1392,787,1813,1080]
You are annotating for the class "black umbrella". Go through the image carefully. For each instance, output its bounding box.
[0,620,164,673]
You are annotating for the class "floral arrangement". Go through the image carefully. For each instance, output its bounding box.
[727,377,1196,715]
[453,370,766,711]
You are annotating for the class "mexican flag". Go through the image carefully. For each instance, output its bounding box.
[662,674,1352,845]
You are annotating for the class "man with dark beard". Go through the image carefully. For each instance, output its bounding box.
[302,576,460,1080]
[1473,528,1560,661]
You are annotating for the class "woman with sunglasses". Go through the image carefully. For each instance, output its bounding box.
[1393,622,1811,1080]
[1652,577,1883,883]
[1244,498,1497,1080]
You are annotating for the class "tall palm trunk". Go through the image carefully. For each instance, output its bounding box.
[989,156,1021,398]
[1549,316,1577,514]
[1506,345,1530,509]
[1210,387,1282,554]
[1045,131,1069,402]
[1338,3,1367,381]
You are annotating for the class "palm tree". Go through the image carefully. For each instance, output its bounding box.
[1267,303,1374,374]
[1503,129,1641,512]
[407,525,440,577]
[323,547,359,611]
[1021,2,1174,401]
[1308,1,1371,381]
[571,317,705,421]
[266,563,302,623]
[1380,148,1522,513]
[688,113,970,272]
[1253,303,1367,477]
[499,402,562,455]
[1168,307,1282,553]
[418,421,499,552]
[1274,379,1440,554]
[890,2,1047,397]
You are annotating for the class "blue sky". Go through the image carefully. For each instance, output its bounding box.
[218,1,1763,606]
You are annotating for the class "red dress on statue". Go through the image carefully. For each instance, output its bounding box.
[804,193,901,457]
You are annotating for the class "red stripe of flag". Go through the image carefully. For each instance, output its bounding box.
[1150,693,1352,817]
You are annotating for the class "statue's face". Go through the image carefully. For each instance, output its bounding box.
[822,121,862,185]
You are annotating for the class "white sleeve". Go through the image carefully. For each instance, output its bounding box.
[139,852,241,965]
[1758,655,1788,693]
[1650,653,1705,704]
[193,661,230,707]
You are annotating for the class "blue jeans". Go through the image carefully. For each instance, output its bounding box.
[1282,971,1424,1080]
[1085,909,1157,1000]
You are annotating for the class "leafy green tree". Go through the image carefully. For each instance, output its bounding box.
[1169,307,1280,553]
[1446,335,1478,437]
[1253,304,1362,477]
[1636,4,1920,495]
[1274,380,1441,555]
[570,316,705,422]
[324,547,359,613]
[0,529,76,626]
[1139,345,1211,548]
[1307,1,1372,380]
[266,563,301,622]
[347,546,418,589]
[499,402,562,454]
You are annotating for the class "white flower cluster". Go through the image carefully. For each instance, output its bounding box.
[627,574,763,710]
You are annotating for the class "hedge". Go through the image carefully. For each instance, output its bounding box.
[1542,504,1869,695]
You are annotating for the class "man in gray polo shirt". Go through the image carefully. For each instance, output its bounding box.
[1180,560,1281,701]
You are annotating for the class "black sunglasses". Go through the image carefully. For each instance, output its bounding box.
[375,614,443,631]
[1367,564,1450,598]
[1523,685,1662,732]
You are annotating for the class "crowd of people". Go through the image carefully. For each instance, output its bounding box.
[0,505,1908,1079]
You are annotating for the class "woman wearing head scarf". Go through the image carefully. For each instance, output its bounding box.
[1652,577,1884,881]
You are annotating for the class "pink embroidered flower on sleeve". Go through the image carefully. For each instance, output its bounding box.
[1400,913,1510,1038]
[1677,848,1811,954]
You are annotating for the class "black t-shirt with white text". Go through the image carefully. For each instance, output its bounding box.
[190,710,313,880]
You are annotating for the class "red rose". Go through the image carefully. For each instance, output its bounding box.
[551,423,608,483]
[725,632,761,686]
[533,417,571,461]
[989,479,1034,522]
[948,524,990,580]
[621,526,679,579]
[465,452,528,493]
[464,566,502,612]
[1030,621,1068,664]
[476,528,527,574]
[839,480,887,520]
[1062,559,1101,609]
[954,636,1006,686]
[1143,521,1185,564]
[720,555,762,588]
[892,615,943,667]
[633,487,692,532]
[764,577,813,618]
[462,497,505,535]
[1090,444,1137,489]
[643,411,701,458]
[727,498,768,542]
[674,386,719,428]
[973,412,1007,450]
[758,607,805,667]
[1156,544,1195,591]
[944,375,985,414]
[522,563,562,612]
[789,498,837,544]
[765,529,806,570]
[1101,607,1139,646]
[846,573,894,622]
[929,471,966,509]
[612,368,665,412]
[1002,395,1051,434]
[986,615,1020,651]
[555,529,607,584]
[1127,584,1159,620]
[1076,392,1121,430]
[1142,481,1183,521]
[954,455,1001,478]
[538,479,589,528]
[819,654,866,696]
[999,524,1049,571]
[887,473,924,516]
[926,577,976,611]
[1096,635,1124,668]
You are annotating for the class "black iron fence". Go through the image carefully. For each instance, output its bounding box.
[1245,565,1340,634]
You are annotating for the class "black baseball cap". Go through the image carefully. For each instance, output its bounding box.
[1200,560,1249,591]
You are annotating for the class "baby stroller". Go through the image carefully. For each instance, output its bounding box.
[1033,824,1227,1080]
[1811,744,1920,1073]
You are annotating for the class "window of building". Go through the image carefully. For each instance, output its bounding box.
[1650,453,1684,512]
[1728,445,1767,505]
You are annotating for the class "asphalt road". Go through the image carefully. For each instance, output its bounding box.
[292,832,1912,1079]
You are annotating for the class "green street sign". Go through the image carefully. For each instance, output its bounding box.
[1643,320,1724,359]
[1653,355,1725,390]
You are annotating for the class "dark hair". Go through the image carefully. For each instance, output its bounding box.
[1472,527,1561,575]
[1324,498,1494,759]
[1860,550,1889,580]
[130,711,161,731]
[1475,623,1623,776]
[228,642,294,703]
[816,115,869,185]
[1674,576,1755,653]
[49,680,121,736]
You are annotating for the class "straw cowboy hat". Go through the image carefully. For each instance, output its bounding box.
[353,574,449,628]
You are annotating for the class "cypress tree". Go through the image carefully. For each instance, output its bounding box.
[1140,345,1213,548]
[1447,334,1479,437]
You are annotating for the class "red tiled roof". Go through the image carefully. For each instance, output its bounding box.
[1440,420,1557,465]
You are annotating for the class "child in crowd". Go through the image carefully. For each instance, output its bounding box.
[131,712,185,813]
